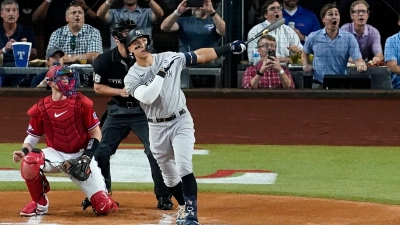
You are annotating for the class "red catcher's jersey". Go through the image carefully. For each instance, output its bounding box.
[26,93,100,153]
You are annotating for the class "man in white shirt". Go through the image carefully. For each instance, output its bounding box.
[247,0,302,64]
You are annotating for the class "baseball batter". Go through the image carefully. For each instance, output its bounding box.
[89,18,172,211]
[12,65,118,217]
[124,27,246,225]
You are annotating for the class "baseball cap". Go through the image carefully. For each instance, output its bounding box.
[46,47,65,59]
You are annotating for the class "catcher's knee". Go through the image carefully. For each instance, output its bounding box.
[90,191,118,215]
[21,148,50,194]
[21,148,45,180]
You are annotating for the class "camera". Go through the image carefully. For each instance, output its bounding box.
[267,50,276,60]
[186,0,204,8]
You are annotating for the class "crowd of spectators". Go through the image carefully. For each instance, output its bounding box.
[0,0,399,89]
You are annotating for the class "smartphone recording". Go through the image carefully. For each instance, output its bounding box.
[267,50,276,60]
[186,0,204,8]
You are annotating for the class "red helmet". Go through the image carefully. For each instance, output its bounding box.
[46,65,78,97]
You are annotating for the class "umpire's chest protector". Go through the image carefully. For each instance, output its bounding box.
[37,94,89,153]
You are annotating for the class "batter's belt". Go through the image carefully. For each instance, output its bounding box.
[147,109,186,123]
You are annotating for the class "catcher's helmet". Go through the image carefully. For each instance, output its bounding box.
[126,27,151,47]
[111,19,137,45]
[46,65,78,97]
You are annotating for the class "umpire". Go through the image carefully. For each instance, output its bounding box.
[87,19,172,210]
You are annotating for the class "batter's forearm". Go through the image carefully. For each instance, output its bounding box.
[194,48,218,64]
[131,76,164,105]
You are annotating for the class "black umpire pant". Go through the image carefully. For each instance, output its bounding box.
[94,103,170,199]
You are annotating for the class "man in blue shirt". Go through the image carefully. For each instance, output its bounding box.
[160,0,225,52]
[301,3,366,89]
[384,15,400,89]
[0,0,37,87]
[96,0,164,49]
[160,0,225,87]
[282,0,321,44]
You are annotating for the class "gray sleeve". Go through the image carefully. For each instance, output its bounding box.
[124,67,143,96]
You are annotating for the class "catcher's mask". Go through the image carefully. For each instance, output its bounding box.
[46,65,78,97]
[111,19,137,46]
[126,27,152,49]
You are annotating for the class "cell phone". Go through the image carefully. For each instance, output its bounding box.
[267,50,276,60]
[186,0,204,8]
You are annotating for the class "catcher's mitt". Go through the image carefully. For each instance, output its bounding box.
[62,155,92,181]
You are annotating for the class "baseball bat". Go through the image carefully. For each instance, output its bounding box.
[245,18,286,45]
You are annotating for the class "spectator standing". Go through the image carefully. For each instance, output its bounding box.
[384,15,400,89]
[242,35,294,89]
[282,0,321,44]
[161,0,225,87]
[340,0,383,64]
[247,0,302,64]
[301,3,366,89]
[161,0,224,52]
[96,0,164,49]
[47,2,102,65]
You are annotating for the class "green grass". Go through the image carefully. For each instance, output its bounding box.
[2,143,400,205]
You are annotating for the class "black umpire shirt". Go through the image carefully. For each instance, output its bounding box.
[92,47,142,112]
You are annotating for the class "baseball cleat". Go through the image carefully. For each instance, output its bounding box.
[20,195,49,217]
[157,195,173,210]
[176,205,186,225]
[81,197,92,210]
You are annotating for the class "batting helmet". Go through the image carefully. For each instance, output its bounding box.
[125,27,151,47]
[46,65,78,97]
[111,19,137,45]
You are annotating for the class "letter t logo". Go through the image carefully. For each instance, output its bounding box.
[17,51,25,59]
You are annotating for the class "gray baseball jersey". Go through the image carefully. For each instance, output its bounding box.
[124,52,187,117]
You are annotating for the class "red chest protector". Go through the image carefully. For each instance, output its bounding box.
[37,93,90,153]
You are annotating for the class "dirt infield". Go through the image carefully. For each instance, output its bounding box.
[2,191,400,225]
[1,96,400,224]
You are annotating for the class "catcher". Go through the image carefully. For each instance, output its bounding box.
[12,65,118,217]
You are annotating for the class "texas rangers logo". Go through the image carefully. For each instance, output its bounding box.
[93,112,98,120]
[204,24,215,31]
[27,124,34,132]
[135,30,142,35]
